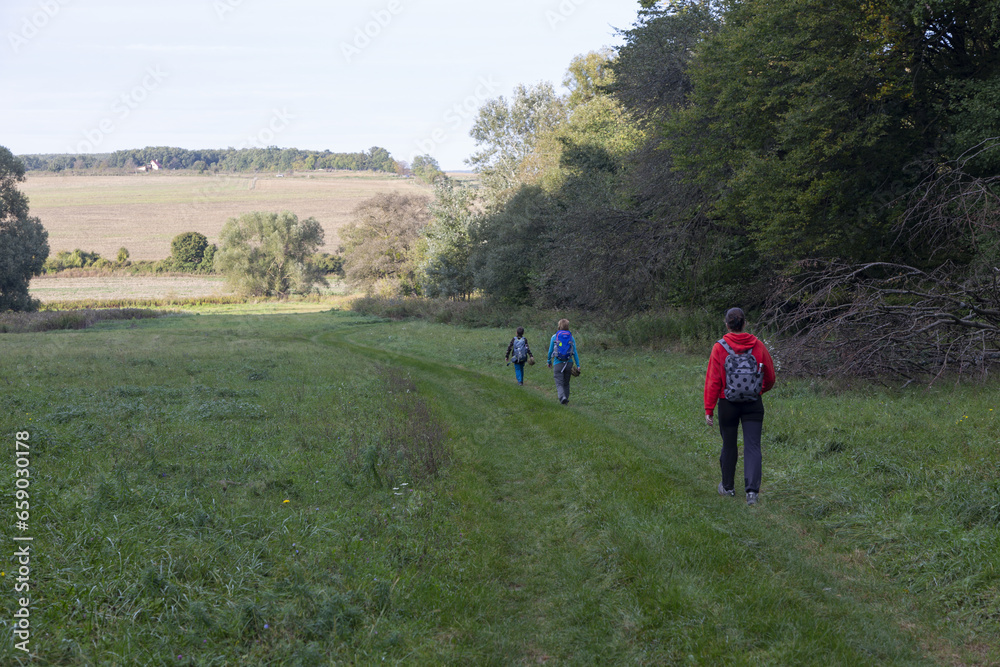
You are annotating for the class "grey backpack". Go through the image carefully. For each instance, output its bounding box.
[512,337,528,364]
[719,339,762,402]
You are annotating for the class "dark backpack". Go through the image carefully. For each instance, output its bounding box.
[719,339,763,402]
[554,331,574,362]
[512,337,528,364]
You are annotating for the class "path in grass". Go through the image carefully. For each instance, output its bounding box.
[319,320,936,665]
[3,310,989,664]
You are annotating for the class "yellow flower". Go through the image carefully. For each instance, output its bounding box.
[283,499,290,503]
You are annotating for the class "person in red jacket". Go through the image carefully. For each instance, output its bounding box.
[704,307,776,505]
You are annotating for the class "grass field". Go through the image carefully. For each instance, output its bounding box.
[29,275,228,302]
[1,309,997,664]
[28,275,351,305]
[20,171,435,260]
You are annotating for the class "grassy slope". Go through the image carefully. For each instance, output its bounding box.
[1,310,996,665]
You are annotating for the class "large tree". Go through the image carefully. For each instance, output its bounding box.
[0,147,49,312]
[340,192,431,296]
[420,181,477,300]
[467,82,568,206]
[667,0,1000,265]
[214,211,326,297]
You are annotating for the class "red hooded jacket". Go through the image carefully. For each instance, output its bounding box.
[704,332,776,416]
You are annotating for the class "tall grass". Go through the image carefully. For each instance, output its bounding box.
[0,308,164,333]
[613,308,722,352]
[0,308,995,663]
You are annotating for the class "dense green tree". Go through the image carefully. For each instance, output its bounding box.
[340,193,431,296]
[612,1,720,120]
[420,181,477,299]
[563,49,616,109]
[215,211,326,296]
[667,0,1000,265]
[170,231,209,268]
[470,186,556,305]
[198,244,217,273]
[0,147,49,311]
[467,83,568,206]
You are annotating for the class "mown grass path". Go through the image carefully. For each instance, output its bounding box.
[319,320,943,665]
[2,310,994,665]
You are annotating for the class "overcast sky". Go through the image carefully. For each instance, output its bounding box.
[0,0,642,170]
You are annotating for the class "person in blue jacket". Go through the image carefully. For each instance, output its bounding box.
[547,318,580,404]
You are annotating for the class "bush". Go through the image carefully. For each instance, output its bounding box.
[314,252,345,277]
[171,231,209,268]
[44,249,103,273]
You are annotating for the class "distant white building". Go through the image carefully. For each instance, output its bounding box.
[150,160,162,170]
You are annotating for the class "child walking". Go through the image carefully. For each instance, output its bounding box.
[505,327,534,386]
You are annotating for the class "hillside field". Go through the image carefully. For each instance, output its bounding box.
[1,307,997,664]
[20,171,437,260]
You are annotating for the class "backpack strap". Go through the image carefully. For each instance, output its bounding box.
[718,339,736,356]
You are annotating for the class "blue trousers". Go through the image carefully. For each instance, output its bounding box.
[513,362,525,383]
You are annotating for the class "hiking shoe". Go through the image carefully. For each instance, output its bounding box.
[717,483,735,497]
[746,492,758,506]
[560,398,568,405]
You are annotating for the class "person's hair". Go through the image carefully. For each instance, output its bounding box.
[725,307,745,332]
[557,318,570,331]
[516,327,524,336]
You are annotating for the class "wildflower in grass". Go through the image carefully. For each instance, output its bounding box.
[283,499,290,503]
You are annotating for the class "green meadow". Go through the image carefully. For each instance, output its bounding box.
[1,308,997,665]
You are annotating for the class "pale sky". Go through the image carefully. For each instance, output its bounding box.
[0,0,642,170]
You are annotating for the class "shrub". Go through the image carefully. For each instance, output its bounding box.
[170,231,209,268]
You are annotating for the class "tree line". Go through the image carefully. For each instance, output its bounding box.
[18,146,400,174]
[338,0,1000,378]
[5,0,999,377]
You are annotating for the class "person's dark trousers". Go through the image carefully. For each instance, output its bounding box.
[553,361,572,403]
[717,397,765,494]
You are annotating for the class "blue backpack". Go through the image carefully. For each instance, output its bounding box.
[554,330,574,362]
